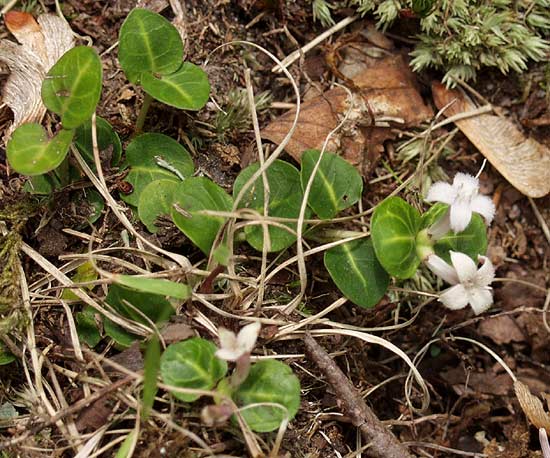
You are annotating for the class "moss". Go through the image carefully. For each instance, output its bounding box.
[0,201,39,335]
[312,0,550,85]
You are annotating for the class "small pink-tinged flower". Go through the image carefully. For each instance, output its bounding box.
[425,251,495,315]
[426,173,495,234]
[216,322,261,362]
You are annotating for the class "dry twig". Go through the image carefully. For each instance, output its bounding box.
[304,333,415,458]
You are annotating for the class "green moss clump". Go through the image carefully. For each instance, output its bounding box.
[0,202,38,335]
[313,0,550,85]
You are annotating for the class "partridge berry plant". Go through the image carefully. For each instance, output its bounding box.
[7,45,102,176]
[159,323,301,433]
[118,8,210,130]
[4,4,502,442]
[3,5,300,436]
[371,172,495,314]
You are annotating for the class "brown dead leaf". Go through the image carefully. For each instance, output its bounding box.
[441,367,513,396]
[262,55,432,175]
[161,322,195,344]
[432,82,550,198]
[0,11,74,138]
[478,315,525,345]
[75,396,114,432]
[106,341,143,374]
[515,313,550,363]
[514,380,550,431]
[136,0,169,12]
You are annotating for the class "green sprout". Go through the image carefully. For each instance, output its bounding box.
[7,46,102,176]
[159,325,301,433]
[118,8,211,131]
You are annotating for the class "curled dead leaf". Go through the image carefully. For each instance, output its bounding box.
[262,55,432,176]
[0,11,74,138]
[514,380,550,431]
[432,83,550,198]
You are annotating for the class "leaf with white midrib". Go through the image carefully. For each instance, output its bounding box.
[300,149,363,219]
[324,238,389,308]
[41,46,102,129]
[371,197,422,279]
[118,8,183,84]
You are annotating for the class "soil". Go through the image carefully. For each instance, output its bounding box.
[0,1,549,457]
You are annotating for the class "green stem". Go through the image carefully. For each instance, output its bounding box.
[135,93,153,133]
[304,228,368,243]
[415,229,435,261]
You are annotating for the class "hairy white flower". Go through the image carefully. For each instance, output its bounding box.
[425,251,495,315]
[426,173,495,234]
[215,322,261,362]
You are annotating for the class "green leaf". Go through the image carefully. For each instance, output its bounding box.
[434,213,488,262]
[74,116,122,167]
[113,275,191,300]
[300,149,363,219]
[104,284,175,347]
[141,62,210,110]
[160,338,227,402]
[23,173,61,195]
[121,133,194,207]
[114,431,136,458]
[138,179,178,233]
[106,284,176,323]
[324,238,389,308]
[103,319,137,349]
[142,335,160,420]
[371,197,422,279]
[233,160,309,252]
[7,124,74,176]
[118,8,183,84]
[420,203,488,262]
[41,46,102,129]
[76,306,101,348]
[420,202,448,229]
[70,189,104,228]
[62,261,98,301]
[233,360,300,433]
[171,177,233,254]
[0,343,15,366]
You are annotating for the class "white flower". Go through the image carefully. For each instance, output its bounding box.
[425,251,495,315]
[215,322,261,361]
[426,173,495,234]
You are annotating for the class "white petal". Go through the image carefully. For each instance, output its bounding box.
[427,211,451,240]
[450,251,478,284]
[426,182,456,204]
[467,287,493,315]
[475,256,495,287]
[539,428,550,458]
[425,254,459,284]
[453,173,479,195]
[450,200,472,232]
[237,322,261,353]
[439,284,470,310]
[218,328,238,352]
[470,195,495,224]
[215,348,241,361]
